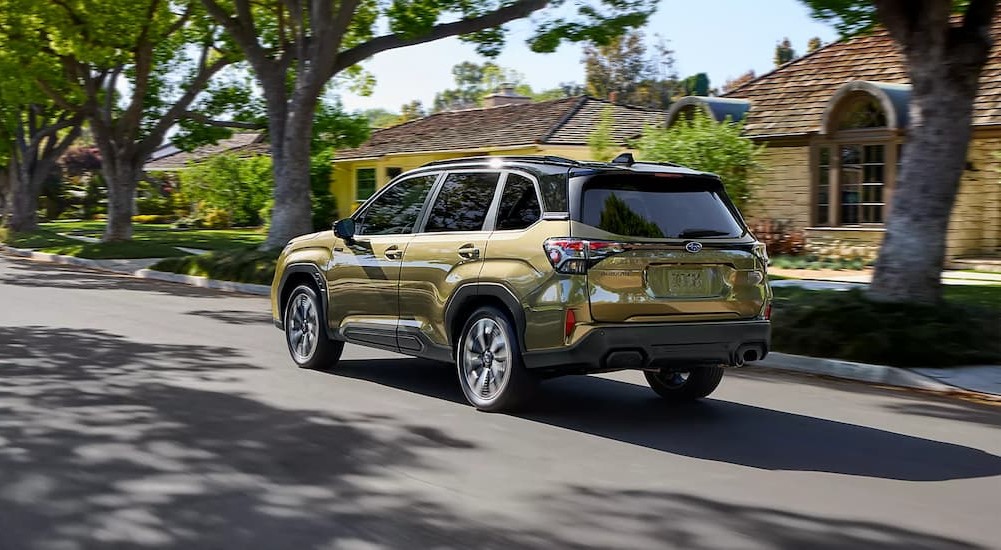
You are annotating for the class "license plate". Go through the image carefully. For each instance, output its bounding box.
[648,267,712,297]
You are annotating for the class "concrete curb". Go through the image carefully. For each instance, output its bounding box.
[0,245,135,275]
[1,245,270,296]
[749,352,976,394]
[133,269,269,296]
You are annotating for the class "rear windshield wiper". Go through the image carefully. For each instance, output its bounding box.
[676,228,732,238]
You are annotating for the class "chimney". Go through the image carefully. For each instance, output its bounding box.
[608,91,619,104]
[483,83,532,108]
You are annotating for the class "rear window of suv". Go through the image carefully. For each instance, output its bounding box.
[578,175,744,239]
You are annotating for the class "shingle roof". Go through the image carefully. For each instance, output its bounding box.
[724,15,1001,137]
[334,97,665,160]
[145,132,267,171]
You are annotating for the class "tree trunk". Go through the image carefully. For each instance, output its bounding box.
[102,163,139,242]
[868,6,993,304]
[869,78,976,303]
[8,160,40,233]
[0,168,9,226]
[261,88,319,250]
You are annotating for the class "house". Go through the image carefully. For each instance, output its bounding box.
[668,18,1001,263]
[331,91,666,212]
[145,132,269,172]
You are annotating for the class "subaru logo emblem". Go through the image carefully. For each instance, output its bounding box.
[685,241,703,253]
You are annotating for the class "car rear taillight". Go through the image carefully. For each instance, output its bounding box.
[764,304,772,320]
[543,238,626,274]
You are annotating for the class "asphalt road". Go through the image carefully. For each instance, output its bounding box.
[0,255,999,550]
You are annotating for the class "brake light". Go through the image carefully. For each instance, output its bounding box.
[764,304,772,320]
[564,308,577,340]
[543,238,626,274]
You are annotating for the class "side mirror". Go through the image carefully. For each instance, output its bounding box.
[333,218,356,241]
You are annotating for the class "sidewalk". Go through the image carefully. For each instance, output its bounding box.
[769,267,1001,286]
[752,353,1001,398]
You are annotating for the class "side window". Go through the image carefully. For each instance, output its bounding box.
[496,173,541,230]
[356,168,377,201]
[356,174,437,236]
[424,172,500,232]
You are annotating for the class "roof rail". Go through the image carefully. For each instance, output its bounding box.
[421,155,581,168]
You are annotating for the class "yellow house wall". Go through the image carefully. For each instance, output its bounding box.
[743,139,1001,260]
[744,146,813,229]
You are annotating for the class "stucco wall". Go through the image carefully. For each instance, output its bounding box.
[748,140,1001,260]
[949,137,1001,258]
[744,146,812,229]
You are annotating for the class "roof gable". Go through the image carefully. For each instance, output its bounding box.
[145,132,267,171]
[724,15,1001,136]
[334,96,666,161]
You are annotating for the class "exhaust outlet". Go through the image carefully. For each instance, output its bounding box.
[743,349,759,363]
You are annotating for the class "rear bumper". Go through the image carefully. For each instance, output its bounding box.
[522,320,770,374]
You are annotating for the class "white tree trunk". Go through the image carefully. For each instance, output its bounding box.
[261,88,319,250]
[102,163,139,242]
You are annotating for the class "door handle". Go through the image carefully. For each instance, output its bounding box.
[458,245,480,260]
[384,246,404,260]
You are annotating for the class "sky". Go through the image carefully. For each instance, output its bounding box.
[338,0,840,113]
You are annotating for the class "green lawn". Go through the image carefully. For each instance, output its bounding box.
[152,247,279,285]
[2,228,81,249]
[39,241,189,259]
[39,220,266,251]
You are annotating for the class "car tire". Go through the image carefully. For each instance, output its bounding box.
[284,284,343,370]
[456,306,536,412]
[644,366,724,401]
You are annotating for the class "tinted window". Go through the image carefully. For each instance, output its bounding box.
[424,172,500,232]
[580,176,744,239]
[357,175,437,235]
[496,174,541,230]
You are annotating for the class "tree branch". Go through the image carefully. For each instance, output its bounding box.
[180,111,265,130]
[331,0,550,75]
[140,56,235,157]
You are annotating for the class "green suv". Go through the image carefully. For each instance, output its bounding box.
[271,155,771,412]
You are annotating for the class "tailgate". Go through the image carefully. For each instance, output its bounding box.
[587,245,766,322]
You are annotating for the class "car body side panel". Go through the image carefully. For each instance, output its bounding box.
[398,230,491,348]
[475,219,588,352]
[326,235,411,340]
[270,232,333,325]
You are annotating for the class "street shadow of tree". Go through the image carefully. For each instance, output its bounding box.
[184,309,275,326]
[532,487,982,550]
[332,358,1001,482]
[0,326,567,549]
[0,258,248,300]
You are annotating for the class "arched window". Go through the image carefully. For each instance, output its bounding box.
[814,82,907,227]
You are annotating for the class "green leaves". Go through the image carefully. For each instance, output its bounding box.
[637,112,764,210]
[799,0,878,37]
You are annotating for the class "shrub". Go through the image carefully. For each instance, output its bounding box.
[772,288,1001,367]
[136,181,174,216]
[749,219,806,256]
[152,247,279,285]
[201,208,232,229]
[310,148,339,230]
[637,111,764,210]
[180,153,272,227]
[132,214,173,224]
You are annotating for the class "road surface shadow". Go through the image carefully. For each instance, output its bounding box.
[184,309,275,326]
[333,358,1001,482]
[0,326,558,549]
[0,327,987,549]
[531,487,982,550]
[0,257,250,299]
